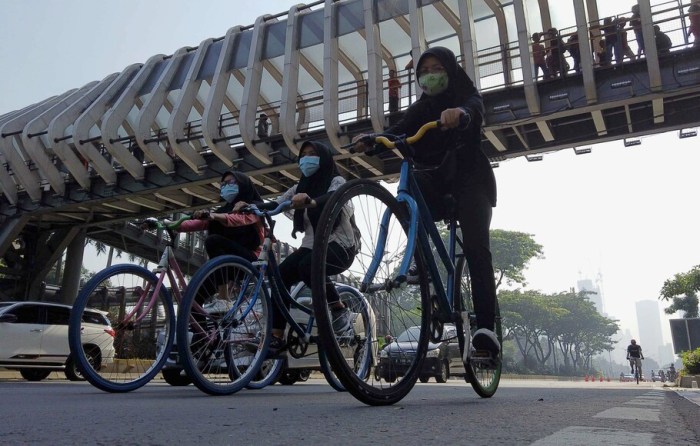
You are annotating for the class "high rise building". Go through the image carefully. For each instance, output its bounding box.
[577,277,604,315]
[635,300,665,363]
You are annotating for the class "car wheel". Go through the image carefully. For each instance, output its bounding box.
[435,360,448,383]
[297,369,311,382]
[19,369,52,382]
[162,368,192,386]
[277,370,300,385]
[419,376,429,383]
[64,355,86,381]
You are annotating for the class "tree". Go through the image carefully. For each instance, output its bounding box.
[500,289,567,372]
[659,266,700,318]
[500,288,619,375]
[490,229,544,289]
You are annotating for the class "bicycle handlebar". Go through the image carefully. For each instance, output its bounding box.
[138,215,192,232]
[346,120,443,158]
[241,198,316,217]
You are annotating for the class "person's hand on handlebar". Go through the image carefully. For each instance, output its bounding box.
[291,193,311,209]
[192,210,210,220]
[351,134,372,153]
[440,107,470,130]
[232,201,249,213]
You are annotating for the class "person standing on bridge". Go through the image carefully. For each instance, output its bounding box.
[234,140,359,355]
[387,68,401,120]
[630,4,645,58]
[352,46,500,356]
[688,3,700,48]
[257,112,270,139]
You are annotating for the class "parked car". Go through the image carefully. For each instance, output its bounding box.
[376,324,462,383]
[0,301,115,381]
[619,373,645,382]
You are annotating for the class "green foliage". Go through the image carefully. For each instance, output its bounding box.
[659,266,700,318]
[490,229,544,289]
[499,288,619,375]
[681,347,700,375]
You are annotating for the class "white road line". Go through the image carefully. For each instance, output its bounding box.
[593,406,660,421]
[530,426,654,446]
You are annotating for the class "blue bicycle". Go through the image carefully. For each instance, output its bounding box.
[311,121,502,405]
[175,200,375,395]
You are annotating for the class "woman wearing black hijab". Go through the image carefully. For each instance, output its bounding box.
[234,140,357,352]
[178,170,264,262]
[353,46,500,355]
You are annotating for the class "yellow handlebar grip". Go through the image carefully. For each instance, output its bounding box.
[375,136,396,149]
[406,121,440,145]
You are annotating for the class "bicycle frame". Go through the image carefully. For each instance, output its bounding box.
[365,143,460,324]
[120,242,187,326]
[215,206,319,350]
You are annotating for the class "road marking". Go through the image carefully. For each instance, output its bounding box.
[530,426,654,446]
[593,406,660,421]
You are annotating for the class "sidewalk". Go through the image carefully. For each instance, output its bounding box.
[675,387,700,406]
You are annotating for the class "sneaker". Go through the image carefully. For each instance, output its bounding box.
[331,306,352,334]
[244,336,286,359]
[472,328,500,355]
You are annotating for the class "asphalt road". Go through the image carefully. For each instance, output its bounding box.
[1,377,698,445]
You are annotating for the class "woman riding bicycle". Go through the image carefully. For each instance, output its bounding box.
[176,170,265,303]
[234,141,357,354]
[177,170,264,262]
[352,46,499,355]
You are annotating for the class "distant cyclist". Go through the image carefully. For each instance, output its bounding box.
[626,339,644,377]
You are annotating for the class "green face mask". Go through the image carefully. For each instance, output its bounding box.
[418,71,449,96]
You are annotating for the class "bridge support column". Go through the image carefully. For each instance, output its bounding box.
[60,229,86,305]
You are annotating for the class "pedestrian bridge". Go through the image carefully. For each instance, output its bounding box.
[1,0,700,301]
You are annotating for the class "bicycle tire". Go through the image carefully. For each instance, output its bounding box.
[68,264,175,392]
[454,256,502,398]
[311,179,431,406]
[177,255,271,395]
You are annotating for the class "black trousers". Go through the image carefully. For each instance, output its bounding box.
[204,234,257,262]
[414,171,497,331]
[273,242,354,331]
[195,234,258,306]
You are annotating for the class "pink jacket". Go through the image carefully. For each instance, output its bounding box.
[178,213,265,256]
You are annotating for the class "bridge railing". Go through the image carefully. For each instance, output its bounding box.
[4,2,699,201]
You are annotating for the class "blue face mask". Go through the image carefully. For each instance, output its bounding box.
[299,156,320,177]
[220,183,239,203]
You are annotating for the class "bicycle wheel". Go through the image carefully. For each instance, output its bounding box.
[68,264,175,392]
[454,256,502,398]
[177,255,271,395]
[311,179,431,406]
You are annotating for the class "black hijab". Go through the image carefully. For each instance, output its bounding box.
[389,46,481,166]
[415,46,478,106]
[214,171,262,214]
[292,141,338,238]
[207,170,263,246]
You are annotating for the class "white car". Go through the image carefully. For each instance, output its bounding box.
[0,301,115,381]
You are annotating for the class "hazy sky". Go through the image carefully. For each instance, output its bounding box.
[2,0,695,355]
